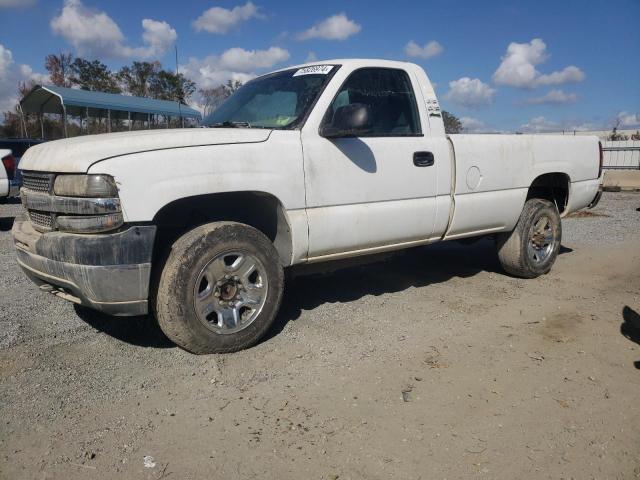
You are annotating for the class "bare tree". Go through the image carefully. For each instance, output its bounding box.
[199,86,229,117]
[45,52,74,87]
[199,80,243,117]
[609,119,629,141]
[225,79,243,94]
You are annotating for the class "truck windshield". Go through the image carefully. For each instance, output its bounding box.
[202,66,338,129]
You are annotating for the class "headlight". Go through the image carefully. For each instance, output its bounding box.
[54,174,118,197]
[57,213,124,234]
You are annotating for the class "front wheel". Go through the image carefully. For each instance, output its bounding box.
[496,198,562,278]
[155,222,284,354]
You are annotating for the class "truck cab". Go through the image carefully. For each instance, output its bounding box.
[13,59,602,353]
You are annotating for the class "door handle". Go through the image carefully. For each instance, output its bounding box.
[413,151,434,167]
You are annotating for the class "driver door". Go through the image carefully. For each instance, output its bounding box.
[301,67,439,259]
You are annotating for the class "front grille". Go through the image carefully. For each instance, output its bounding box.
[28,210,53,230]
[22,172,54,193]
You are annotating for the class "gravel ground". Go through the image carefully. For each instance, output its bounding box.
[563,192,640,245]
[1,192,639,479]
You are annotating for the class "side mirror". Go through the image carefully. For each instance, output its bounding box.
[321,103,372,138]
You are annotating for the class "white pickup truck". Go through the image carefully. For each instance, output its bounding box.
[13,59,603,353]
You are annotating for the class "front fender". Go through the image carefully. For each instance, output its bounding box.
[88,130,310,264]
[88,130,306,222]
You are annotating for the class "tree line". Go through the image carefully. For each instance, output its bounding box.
[1,51,248,138]
[1,52,207,137]
[43,53,196,103]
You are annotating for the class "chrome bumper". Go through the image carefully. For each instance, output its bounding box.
[12,215,156,316]
[21,189,121,215]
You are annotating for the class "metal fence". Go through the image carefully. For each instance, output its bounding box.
[602,140,640,170]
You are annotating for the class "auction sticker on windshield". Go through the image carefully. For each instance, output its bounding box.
[293,65,334,76]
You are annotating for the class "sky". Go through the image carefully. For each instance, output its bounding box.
[0,0,639,133]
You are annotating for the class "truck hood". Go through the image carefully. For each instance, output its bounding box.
[19,128,272,173]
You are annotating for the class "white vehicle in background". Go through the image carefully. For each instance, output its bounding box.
[0,149,19,202]
[13,59,603,354]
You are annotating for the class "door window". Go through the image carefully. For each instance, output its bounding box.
[322,68,422,136]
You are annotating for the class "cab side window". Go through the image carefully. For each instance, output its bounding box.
[322,68,422,136]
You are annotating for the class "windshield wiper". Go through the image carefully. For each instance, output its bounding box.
[209,121,252,128]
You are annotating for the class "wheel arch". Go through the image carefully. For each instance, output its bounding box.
[151,191,293,267]
[527,172,571,216]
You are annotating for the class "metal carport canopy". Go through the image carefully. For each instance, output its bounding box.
[20,85,202,121]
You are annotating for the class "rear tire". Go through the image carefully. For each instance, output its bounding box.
[496,198,562,278]
[155,222,284,354]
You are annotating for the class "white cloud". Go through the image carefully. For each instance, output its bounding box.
[306,51,318,63]
[404,40,443,60]
[18,64,48,85]
[51,0,123,57]
[192,2,262,34]
[519,116,560,133]
[135,19,177,58]
[524,89,577,105]
[0,0,36,7]
[0,43,48,113]
[493,38,585,89]
[181,46,289,90]
[189,68,255,92]
[536,66,584,86]
[520,116,599,133]
[567,122,595,132]
[218,46,289,71]
[50,0,176,59]
[617,111,640,127]
[297,13,361,41]
[444,77,496,108]
[460,116,491,133]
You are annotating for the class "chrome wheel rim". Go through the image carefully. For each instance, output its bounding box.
[527,215,556,264]
[193,251,268,335]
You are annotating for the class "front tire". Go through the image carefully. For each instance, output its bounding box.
[155,222,284,354]
[496,198,562,278]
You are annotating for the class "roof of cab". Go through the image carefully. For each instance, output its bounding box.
[271,58,420,74]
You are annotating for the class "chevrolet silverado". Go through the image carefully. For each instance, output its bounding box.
[13,59,603,353]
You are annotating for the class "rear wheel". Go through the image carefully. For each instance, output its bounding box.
[155,222,284,354]
[496,198,562,278]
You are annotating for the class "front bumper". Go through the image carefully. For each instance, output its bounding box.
[12,215,156,316]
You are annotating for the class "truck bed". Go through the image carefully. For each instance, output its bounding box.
[444,134,601,239]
